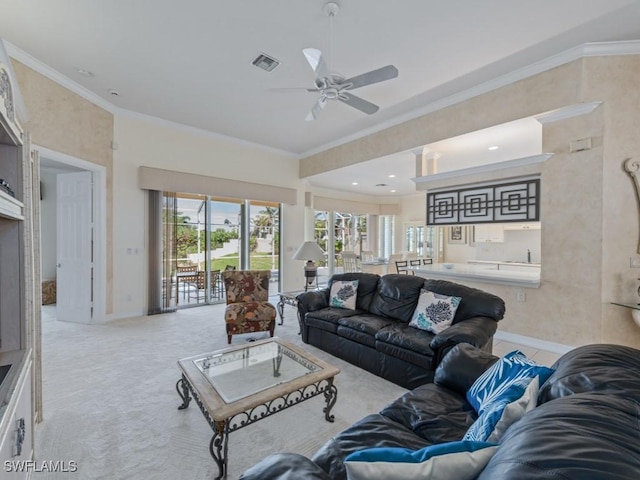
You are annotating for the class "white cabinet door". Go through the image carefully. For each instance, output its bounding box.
[474,225,504,242]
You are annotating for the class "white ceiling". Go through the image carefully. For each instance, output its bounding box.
[2,0,640,196]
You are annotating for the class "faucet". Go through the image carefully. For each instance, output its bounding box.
[527,249,531,263]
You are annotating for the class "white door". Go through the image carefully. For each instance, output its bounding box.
[56,171,93,323]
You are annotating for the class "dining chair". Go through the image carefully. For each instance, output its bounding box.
[341,252,361,273]
[395,260,415,275]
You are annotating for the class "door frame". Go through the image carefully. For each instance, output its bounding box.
[35,145,106,323]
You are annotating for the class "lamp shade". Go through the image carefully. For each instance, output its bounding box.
[293,241,325,261]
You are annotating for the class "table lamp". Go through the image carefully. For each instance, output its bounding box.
[293,241,325,290]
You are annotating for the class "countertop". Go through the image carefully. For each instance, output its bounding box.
[413,263,540,288]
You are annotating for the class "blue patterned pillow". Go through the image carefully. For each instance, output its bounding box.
[344,440,498,480]
[464,375,539,442]
[409,289,461,334]
[329,280,359,310]
[463,350,555,442]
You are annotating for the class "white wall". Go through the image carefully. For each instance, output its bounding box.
[111,115,304,317]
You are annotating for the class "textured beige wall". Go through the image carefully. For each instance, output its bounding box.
[11,60,115,314]
[300,61,583,177]
[304,55,640,349]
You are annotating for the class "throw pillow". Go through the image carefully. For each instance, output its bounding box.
[466,350,555,414]
[329,280,359,310]
[463,376,539,442]
[409,289,461,334]
[344,440,498,480]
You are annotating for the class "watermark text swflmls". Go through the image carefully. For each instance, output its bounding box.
[4,460,78,473]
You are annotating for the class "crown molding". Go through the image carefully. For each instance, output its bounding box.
[535,101,603,124]
[299,40,640,159]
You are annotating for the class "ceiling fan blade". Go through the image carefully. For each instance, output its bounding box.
[303,48,331,82]
[305,97,328,121]
[268,87,320,93]
[343,65,398,90]
[339,93,379,115]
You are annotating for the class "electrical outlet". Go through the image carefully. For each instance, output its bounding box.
[516,291,526,302]
[631,257,640,268]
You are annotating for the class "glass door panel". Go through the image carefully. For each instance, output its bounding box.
[249,201,280,295]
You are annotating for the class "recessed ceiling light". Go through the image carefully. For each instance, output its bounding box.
[388,174,396,178]
[488,146,499,151]
[352,182,358,185]
[75,68,94,77]
[390,189,396,193]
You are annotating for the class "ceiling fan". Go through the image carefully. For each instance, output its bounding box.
[301,2,399,121]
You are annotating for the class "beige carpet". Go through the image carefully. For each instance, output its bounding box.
[34,301,407,479]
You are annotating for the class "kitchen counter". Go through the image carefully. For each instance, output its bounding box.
[468,260,541,269]
[413,263,540,288]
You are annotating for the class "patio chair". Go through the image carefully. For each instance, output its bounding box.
[222,270,276,344]
[188,271,207,303]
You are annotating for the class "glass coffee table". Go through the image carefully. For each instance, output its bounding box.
[176,337,339,479]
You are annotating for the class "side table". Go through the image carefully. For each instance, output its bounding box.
[276,290,306,326]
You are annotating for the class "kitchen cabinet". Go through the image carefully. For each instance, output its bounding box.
[503,223,541,230]
[474,224,504,243]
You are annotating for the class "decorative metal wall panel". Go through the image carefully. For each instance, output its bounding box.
[427,178,539,225]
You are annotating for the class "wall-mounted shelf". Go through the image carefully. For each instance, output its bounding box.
[0,189,24,220]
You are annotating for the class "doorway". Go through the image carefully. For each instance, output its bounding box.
[37,145,106,323]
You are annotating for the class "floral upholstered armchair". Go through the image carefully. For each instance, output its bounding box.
[221,270,276,344]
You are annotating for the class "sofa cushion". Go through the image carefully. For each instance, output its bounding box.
[329,273,380,312]
[337,326,376,348]
[369,274,426,322]
[312,413,433,480]
[380,383,477,444]
[330,279,359,310]
[376,322,434,354]
[344,440,498,480]
[478,393,640,480]
[463,376,539,442]
[338,314,395,336]
[409,289,461,334]
[538,343,640,404]
[305,307,362,333]
[422,279,505,324]
[434,343,499,396]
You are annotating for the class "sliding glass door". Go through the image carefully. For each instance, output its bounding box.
[163,193,280,308]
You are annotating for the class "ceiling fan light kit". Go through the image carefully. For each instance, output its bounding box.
[301,1,399,121]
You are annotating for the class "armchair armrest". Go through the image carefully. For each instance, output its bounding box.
[240,453,331,480]
[429,316,498,365]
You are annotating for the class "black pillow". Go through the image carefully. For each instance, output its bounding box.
[434,343,498,395]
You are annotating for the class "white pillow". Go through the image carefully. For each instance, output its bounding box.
[344,440,498,480]
[329,280,359,310]
[409,289,461,334]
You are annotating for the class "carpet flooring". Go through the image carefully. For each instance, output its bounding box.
[34,302,407,479]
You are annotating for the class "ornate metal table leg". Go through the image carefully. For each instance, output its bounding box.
[323,378,338,422]
[176,375,191,410]
[209,420,228,480]
[277,295,285,325]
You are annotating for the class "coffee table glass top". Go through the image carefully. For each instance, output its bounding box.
[193,340,321,403]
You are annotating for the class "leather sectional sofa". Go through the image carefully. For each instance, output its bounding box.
[240,343,640,479]
[296,272,506,389]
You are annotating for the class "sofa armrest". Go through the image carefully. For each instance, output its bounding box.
[240,453,331,480]
[429,316,498,365]
[296,289,330,342]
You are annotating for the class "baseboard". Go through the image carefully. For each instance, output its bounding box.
[494,330,573,354]
[105,309,146,322]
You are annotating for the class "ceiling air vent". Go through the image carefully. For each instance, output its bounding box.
[251,53,280,72]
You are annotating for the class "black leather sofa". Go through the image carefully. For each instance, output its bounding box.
[240,343,640,480]
[296,273,505,389]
